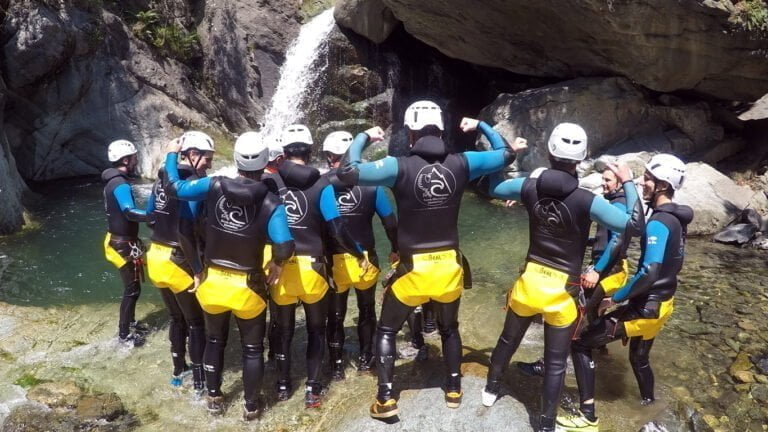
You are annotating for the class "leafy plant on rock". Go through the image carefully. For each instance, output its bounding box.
[131,8,200,62]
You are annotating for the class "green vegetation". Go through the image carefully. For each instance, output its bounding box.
[299,0,333,22]
[131,9,200,62]
[14,373,50,389]
[737,0,768,32]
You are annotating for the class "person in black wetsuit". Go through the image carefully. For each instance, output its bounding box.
[102,139,154,347]
[336,101,526,420]
[322,131,398,379]
[163,134,295,420]
[267,124,368,409]
[557,154,693,432]
[146,131,214,392]
[481,123,644,432]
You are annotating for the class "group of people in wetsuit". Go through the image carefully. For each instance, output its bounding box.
[101,100,693,431]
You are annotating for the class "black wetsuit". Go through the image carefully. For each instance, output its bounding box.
[149,165,206,384]
[102,168,150,340]
[325,169,397,368]
[572,202,693,406]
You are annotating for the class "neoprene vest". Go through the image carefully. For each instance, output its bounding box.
[637,202,693,303]
[204,177,280,272]
[392,136,469,256]
[276,161,328,257]
[150,166,196,247]
[102,168,139,238]
[327,169,378,254]
[521,168,595,276]
[591,190,628,265]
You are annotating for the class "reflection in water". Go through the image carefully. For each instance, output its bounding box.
[1,183,766,429]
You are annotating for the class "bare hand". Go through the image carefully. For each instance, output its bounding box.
[581,269,599,290]
[166,138,182,154]
[365,126,385,143]
[510,137,528,154]
[190,272,203,293]
[505,200,517,208]
[388,252,400,264]
[358,257,373,279]
[266,261,282,286]
[459,117,479,133]
[607,162,633,184]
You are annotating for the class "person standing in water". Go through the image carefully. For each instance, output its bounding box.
[102,139,154,348]
[557,154,692,432]
[336,101,525,420]
[146,131,214,392]
[322,130,399,378]
[163,133,294,420]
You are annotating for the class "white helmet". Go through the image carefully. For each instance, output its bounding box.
[180,131,215,153]
[548,123,587,162]
[234,132,269,171]
[646,153,686,190]
[107,140,138,163]
[404,100,444,131]
[322,131,354,155]
[268,137,285,162]
[282,124,313,146]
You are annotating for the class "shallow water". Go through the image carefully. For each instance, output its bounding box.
[1,182,766,431]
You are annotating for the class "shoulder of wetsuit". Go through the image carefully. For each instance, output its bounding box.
[177,164,196,180]
[101,168,126,184]
[535,168,578,197]
[325,168,346,189]
[654,202,694,226]
[220,177,268,206]
[606,190,626,204]
[410,135,448,160]
[278,160,321,189]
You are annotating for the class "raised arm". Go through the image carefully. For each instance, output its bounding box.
[589,181,643,237]
[374,186,398,253]
[164,152,211,201]
[592,201,628,276]
[337,130,399,187]
[612,220,669,302]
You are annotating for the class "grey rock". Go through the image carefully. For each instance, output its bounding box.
[333,64,385,103]
[381,0,768,101]
[749,383,768,403]
[752,353,768,375]
[713,223,758,245]
[0,75,26,234]
[334,0,400,43]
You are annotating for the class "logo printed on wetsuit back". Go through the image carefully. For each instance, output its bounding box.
[215,195,251,232]
[532,198,573,237]
[336,186,362,214]
[153,182,168,212]
[283,188,309,225]
[413,164,457,207]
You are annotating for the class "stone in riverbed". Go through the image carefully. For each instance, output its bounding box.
[751,353,768,375]
[26,380,83,409]
[731,352,754,375]
[76,392,124,421]
[738,321,759,331]
[750,384,768,403]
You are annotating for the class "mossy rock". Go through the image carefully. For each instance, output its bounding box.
[27,380,83,408]
[76,392,124,421]
[300,0,334,22]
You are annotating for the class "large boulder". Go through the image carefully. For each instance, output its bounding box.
[334,0,400,43]
[0,76,26,235]
[676,162,768,235]
[477,77,728,172]
[381,0,768,101]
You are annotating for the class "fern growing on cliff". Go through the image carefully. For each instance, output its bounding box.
[736,0,768,32]
[131,8,200,62]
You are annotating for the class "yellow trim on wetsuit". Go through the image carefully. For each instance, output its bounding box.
[271,255,329,306]
[599,258,629,296]
[263,244,272,271]
[508,261,578,327]
[331,251,380,293]
[146,242,194,294]
[624,298,674,340]
[196,266,266,319]
[103,233,127,268]
[390,249,463,307]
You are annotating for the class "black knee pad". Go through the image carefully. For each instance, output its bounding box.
[242,343,264,358]
[207,336,227,346]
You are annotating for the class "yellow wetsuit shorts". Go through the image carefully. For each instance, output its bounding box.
[196,266,267,320]
[390,249,463,307]
[103,233,143,269]
[146,242,194,294]
[331,251,380,293]
[271,255,329,306]
[623,298,674,340]
[508,261,578,327]
[599,258,629,296]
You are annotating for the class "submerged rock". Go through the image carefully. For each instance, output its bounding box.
[26,381,82,409]
[713,223,758,245]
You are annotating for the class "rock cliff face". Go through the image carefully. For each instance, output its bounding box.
[377,0,768,102]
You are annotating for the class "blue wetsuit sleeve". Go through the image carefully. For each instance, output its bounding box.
[465,150,510,181]
[165,152,211,201]
[187,200,201,218]
[612,220,669,302]
[590,196,629,233]
[341,132,398,187]
[489,176,525,200]
[478,121,506,151]
[319,184,341,221]
[593,201,627,273]
[113,184,146,215]
[267,205,293,244]
[145,188,156,214]
[374,186,394,218]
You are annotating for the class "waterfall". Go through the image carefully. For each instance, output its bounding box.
[260,8,336,143]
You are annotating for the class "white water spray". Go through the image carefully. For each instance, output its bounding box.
[260,8,336,143]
